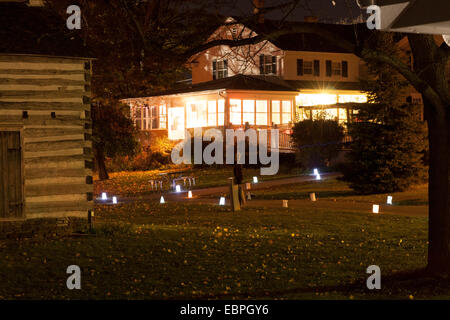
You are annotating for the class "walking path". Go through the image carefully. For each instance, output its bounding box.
[96,172,428,218]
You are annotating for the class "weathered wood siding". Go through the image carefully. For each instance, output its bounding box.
[0,54,93,220]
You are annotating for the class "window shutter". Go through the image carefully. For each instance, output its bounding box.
[342,61,348,77]
[272,56,277,75]
[259,55,264,74]
[224,59,228,78]
[212,60,217,80]
[314,60,320,76]
[297,59,303,76]
[326,60,332,77]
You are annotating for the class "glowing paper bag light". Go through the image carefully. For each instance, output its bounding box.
[372,204,380,214]
[316,174,321,180]
[282,200,288,208]
[102,193,107,200]
[112,196,118,204]
[313,169,319,176]
[160,196,165,204]
[176,185,181,193]
[188,191,193,199]
[310,193,316,202]
[219,197,225,206]
[387,196,393,205]
[253,176,258,183]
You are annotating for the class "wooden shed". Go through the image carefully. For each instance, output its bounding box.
[0,53,93,224]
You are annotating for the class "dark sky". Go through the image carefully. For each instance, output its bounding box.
[223,0,363,23]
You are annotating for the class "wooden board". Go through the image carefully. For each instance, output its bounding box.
[0,131,24,218]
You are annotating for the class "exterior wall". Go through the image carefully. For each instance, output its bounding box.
[191,23,282,84]
[0,54,93,221]
[283,51,362,82]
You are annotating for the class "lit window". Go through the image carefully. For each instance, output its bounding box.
[186,101,207,128]
[271,100,281,125]
[207,101,217,126]
[260,55,277,75]
[282,101,292,124]
[230,99,242,125]
[256,100,268,125]
[303,61,313,75]
[159,105,166,129]
[243,100,255,125]
[218,99,225,125]
[332,62,341,76]
[213,60,228,80]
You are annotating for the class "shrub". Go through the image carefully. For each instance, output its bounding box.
[291,119,345,169]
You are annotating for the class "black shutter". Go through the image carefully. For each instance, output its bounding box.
[326,60,332,77]
[272,56,277,75]
[259,55,264,74]
[314,60,320,76]
[297,59,303,76]
[342,61,348,77]
[212,60,217,80]
[224,59,228,78]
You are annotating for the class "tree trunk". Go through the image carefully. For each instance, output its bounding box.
[95,145,109,181]
[425,99,450,274]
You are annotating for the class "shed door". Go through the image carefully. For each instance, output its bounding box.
[0,131,23,218]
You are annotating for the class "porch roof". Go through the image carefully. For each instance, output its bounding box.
[129,75,299,99]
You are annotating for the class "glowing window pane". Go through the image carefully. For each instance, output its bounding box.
[230,99,241,125]
[272,113,280,125]
[243,100,255,125]
[207,101,216,126]
[272,100,280,112]
[256,113,268,125]
[297,94,338,106]
[282,101,291,113]
[186,101,207,128]
[168,107,185,140]
[256,101,268,125]
[218,100,224,125]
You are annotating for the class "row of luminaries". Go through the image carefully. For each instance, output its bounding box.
[98,169,393,212]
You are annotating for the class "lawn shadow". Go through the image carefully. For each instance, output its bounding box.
[167,268,450,300]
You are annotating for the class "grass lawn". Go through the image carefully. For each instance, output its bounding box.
[94,166,304,198]
[251,178,429,205]
[2,178,449,299]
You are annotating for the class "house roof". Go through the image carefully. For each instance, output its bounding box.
[243,19,362,53]
[133,75,299,98]
[126,75,363,99]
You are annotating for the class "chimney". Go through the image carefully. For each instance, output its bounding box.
[304,16,318,23]
[253,0,265,24]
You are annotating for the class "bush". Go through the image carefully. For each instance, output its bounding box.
[342,103,428,194]
[291,119,345,169]
[106,136,175,172]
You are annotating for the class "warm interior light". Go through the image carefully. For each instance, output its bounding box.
[373,204,380,214]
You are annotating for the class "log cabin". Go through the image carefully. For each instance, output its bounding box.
[0,53,93,234]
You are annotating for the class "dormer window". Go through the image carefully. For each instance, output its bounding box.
[212,59,228,80]
[259,55,277,75]
[326,60,348,78]
[297,59,320,76]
